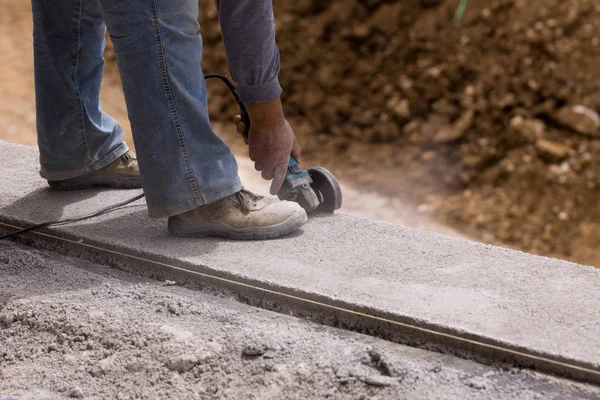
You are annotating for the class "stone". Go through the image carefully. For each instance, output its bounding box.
[69,387,84,398]
[508,116,545,143]
[553,105,600,137]
[166,353,207,373]
[386,96,411,120]
[535,139,571,162]
[432,98,459,117]
[362,374,398,387]
[242,343,268,357]
[434,109,474,143]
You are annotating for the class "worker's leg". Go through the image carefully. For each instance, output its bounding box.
[97,0,241,218]
[32,0,129,181]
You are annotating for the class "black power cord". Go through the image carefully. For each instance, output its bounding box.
[0,193,145,241]
[1,75,246,241]
[204,74,251,136]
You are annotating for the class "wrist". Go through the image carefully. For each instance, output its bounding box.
[247,97,285,126]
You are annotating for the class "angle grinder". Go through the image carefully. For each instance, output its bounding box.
[205,74,343,214]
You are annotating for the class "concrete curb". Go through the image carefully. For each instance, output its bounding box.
[1,140,599,384]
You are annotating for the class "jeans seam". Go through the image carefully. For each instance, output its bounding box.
[72,0,92,164]
[148,0,202,203]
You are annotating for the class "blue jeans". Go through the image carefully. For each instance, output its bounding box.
[32,0,242,218]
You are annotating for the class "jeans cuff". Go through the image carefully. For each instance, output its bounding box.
[147,179,243,219]
[40,143,129,181]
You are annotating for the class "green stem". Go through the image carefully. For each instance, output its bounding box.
[454,0,469,24]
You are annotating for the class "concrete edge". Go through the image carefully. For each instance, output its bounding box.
[1,216,599,386]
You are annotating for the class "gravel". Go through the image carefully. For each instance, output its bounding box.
[1,242,599,400]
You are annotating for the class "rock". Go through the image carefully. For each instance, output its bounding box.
[465,377,489,390]
[432,98,459,117]
[349,23,371,39]
[166,353,207,373]
[362,374,398,387]
[69,387,84,398]
[242,343,268,357]
[387,96,411,120]
[553,105,600,137]
[167,303,181,316]
[535,139,571,162]
[508,116,545,143]
[434,109,474,143]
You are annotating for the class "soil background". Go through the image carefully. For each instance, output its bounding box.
[2,0,600,266]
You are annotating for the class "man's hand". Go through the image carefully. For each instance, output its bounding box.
[233,97,301,195]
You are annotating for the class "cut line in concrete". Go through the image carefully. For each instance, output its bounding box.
[1,140,600,384]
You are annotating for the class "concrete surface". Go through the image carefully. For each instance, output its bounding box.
[3,242,600,400]
[1,140,600,384]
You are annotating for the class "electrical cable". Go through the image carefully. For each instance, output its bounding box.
[0,193,144,241]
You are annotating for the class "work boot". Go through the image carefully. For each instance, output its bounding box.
[168,189,308,240]
[47,151,142,190]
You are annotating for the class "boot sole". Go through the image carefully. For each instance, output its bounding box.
[168,209,308,240]
[48,172,142,190]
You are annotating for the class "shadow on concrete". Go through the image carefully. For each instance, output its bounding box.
[1,187,103,224]
[1,186,307,261]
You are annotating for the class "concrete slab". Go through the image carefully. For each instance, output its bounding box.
[1,140,599,384]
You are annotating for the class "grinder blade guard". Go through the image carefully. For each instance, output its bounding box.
[277,156,342,213]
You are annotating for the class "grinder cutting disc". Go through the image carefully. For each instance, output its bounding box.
[308,167,343,213]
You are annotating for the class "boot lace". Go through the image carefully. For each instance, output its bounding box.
[235,189,263,214]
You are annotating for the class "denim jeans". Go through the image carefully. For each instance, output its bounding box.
[32,0,242,218]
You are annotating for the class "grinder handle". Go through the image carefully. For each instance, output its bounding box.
[286,155,309,178]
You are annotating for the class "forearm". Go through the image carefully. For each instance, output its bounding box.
[213,0,282,104]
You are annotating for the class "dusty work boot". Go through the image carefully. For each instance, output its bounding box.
[47,151,142,190]
[168,189,308,240]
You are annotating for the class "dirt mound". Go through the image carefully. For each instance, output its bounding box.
[109,0,600,265]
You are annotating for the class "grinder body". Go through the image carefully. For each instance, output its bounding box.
[277,156,343,214]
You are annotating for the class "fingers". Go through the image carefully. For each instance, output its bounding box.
[233,115,246,135]
[261,168,272,180]
[237,123,246,135]
[269,162,288,195]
